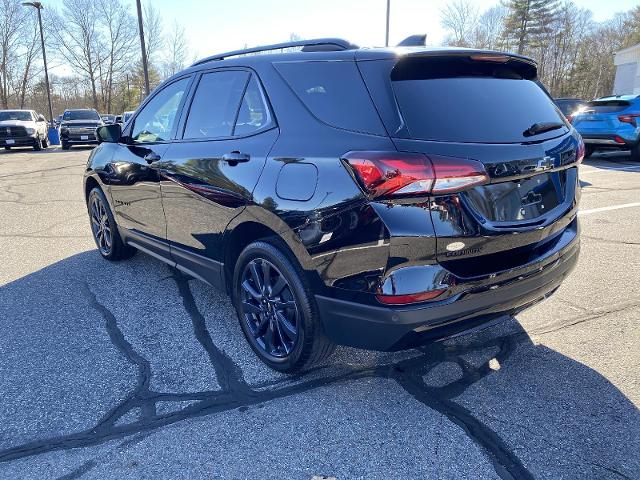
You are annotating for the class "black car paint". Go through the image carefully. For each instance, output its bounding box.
[84,47,580,351]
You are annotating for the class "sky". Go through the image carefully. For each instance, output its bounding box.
[44,0,639,74]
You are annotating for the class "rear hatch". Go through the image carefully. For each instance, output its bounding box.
[573,99,631,135]
[358,51,581,275]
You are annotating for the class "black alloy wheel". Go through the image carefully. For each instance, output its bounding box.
[89,193,113,256]
[233,240,335,372]
[240,258,299,358]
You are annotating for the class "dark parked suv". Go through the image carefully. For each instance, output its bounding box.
[84,38,582,372]
[60,109,103,149]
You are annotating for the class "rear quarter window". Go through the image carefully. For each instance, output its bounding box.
[274,60,385,135]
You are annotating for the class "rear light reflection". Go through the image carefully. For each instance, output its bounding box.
[376,289,446,305]
[342,151,489,199]
[614,135,626,144]
[576,138,585,163]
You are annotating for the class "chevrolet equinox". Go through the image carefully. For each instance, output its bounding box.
[84,38,582,372]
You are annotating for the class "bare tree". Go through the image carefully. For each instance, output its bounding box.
[0,0,31,108]
[440,0,479,47]
[142,2,164,67]
[471,6,508,50]
[163,21,187,78]
[50,0,103,109]
[96,0,137,112]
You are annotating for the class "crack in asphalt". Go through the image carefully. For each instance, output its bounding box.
[0,277,538,480]
[528,299,640,336]
[55,460,97,480]
[581,234,640,246]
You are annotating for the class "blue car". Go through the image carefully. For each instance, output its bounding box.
[573,95,640,160]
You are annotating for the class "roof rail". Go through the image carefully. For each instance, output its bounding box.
[192,38,358,66]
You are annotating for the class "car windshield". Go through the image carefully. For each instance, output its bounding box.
[63,110,100,121]
[0,111,31,121]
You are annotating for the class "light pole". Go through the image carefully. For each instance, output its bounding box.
[385,0,390,47]
[135,0,150,97]
[22,2,54,126]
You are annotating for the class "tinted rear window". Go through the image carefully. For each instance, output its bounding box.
[274,61,385,135]
[555,100,585,115]
[391,58,566,143]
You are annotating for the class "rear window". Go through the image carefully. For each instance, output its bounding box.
[274,61,385,135]
[585,100,630,113]
[555,100,585,115]
[391,58,566,143]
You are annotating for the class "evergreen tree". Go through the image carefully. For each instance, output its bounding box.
[503,0,559,54]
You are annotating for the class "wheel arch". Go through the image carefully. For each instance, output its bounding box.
[223,209,322,294]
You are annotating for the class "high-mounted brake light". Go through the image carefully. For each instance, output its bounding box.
[342,151,489,198]
[618,113,640,127]
[469,54,510,63]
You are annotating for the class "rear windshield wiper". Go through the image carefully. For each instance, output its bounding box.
[523,122,564,137]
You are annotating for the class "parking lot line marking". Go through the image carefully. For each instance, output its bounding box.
[580,165,640,174]
[579,202,640,216]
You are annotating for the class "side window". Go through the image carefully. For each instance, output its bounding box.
[233,75,272,136]
[131,77,189,143]
[183,71,249,139]
[274,61,385,135]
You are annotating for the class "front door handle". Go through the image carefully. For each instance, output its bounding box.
[221,151,250,164]
[144,152,161,164]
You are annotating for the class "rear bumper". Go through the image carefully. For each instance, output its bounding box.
[316,227,579,351]
[580,133,637,148]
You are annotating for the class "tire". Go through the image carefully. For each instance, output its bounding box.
[584,146,594,159]
[42,136,49,149]
[61,143,70,150]
[631,142,640,162]
[33,136,42,151]
[4,146,10,151]
[87,187,136,261]
[232,239,335,373]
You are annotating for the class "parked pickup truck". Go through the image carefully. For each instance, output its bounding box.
[0,110,49,151]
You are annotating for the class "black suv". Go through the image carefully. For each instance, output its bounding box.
[84,38,582,372]
[60,109,103,150]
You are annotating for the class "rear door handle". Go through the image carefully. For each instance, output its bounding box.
[144,152,161,164]
[221,151,250,163]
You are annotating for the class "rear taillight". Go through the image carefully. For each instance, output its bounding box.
[342,151,489,198]
[576,138,585,164]
[618,113,640,127]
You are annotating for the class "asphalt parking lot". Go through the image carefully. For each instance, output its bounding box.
[0,146,638,480]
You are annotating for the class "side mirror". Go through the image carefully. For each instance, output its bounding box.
[97,124,122,143]
[37,114,46,122]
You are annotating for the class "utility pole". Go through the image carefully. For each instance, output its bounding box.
[23,2,54,125]
[385,0,391,47]
[135,0,150,97]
